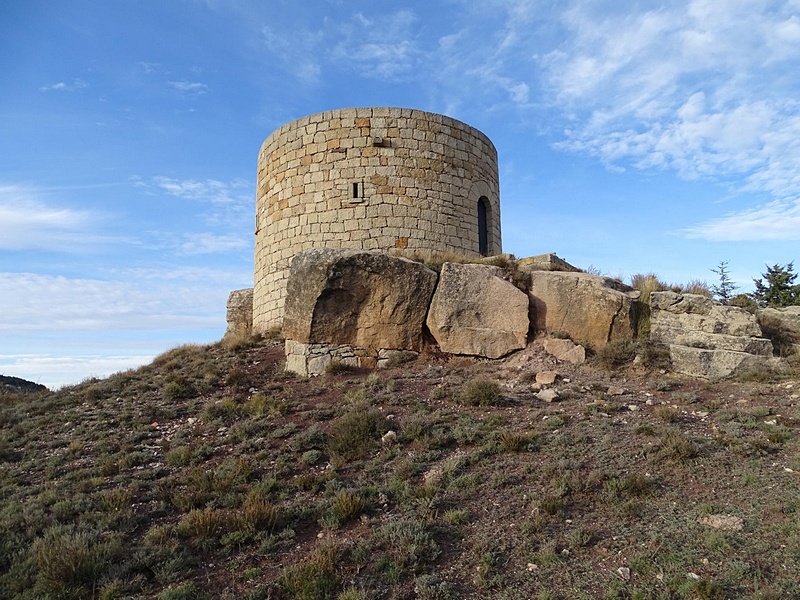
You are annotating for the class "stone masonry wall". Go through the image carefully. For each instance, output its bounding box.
[253,107,501,333]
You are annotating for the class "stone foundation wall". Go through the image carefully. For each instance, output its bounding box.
[285,340,417,376]
[253,107,501,333]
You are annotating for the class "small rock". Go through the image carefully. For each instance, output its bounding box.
[536,389,560,403]
[527,563,538,572]
[607,386,627,396]
[616,567,631,581]
[687,572,701,580]
[628,404,640,412]
[381,430,397,444]
[697,514,743,531]
[764,419,777,426]
[536,371,558,385]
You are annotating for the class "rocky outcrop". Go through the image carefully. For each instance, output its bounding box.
[222,288,253,341]
[283,248,438,352]
[758,306,800,356]
[542,338,586,365]
[650,291,774,379]
[426,262,529,359]
[518,252,580,272]
[524,271,640,350]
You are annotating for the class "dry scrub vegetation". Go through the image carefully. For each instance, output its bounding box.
[1,338,800,599]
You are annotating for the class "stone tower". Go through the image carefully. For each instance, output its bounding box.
[253,107,501,333]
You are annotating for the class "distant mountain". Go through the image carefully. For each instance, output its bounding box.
[0,374,48,394]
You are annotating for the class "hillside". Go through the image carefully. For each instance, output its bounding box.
[1,337,799,599]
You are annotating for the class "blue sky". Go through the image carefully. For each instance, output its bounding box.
[1,0,798,388]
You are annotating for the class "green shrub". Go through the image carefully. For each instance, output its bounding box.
[327,405,390,462]
[460,378,502,406]
[163,377,197,401]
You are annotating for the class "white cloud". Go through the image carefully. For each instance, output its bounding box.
[0,354,157,390]
[330,11,420,80]
[261,25,324,84]
[0,271,235,334]
[178,233,250,255]
[682,198,800,241]
[39,78,88,92]
[0,185,101,251]
[168,80,209,95]
[154,176,250,205]
[136,61,160,74]
[539,0,800,239]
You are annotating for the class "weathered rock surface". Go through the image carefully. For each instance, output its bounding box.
[222,288,253,340]
[426,262,529,359]
[542,338,586,365]
[283,248,438,351]
[525,271,640,350]
[758,306,800,355]
[650,291,774,379]
[651,292,765,340]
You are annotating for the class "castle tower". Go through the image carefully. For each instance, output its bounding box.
[253,107,501,332]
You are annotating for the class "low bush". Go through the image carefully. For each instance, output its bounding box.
[327,404,390,461]
[460,378,502,406]
[595,339,636,369]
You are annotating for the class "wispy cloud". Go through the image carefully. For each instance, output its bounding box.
[0,185,103,251]
[539,0,800,239]
[153,176,249,205]
[178,233,250,255]
[136,61,160,74]
[168,80,209,95]
[682,198,800,241]
[330,11,420,81]
[261,25,324,84]
[0,272,233,334]
[39,78,88,92]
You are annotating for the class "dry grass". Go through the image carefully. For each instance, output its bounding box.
[1,338,799,599]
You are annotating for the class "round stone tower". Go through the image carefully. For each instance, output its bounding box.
[253,107,501,332]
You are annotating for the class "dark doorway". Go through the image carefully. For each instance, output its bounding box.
[478,196,489,256]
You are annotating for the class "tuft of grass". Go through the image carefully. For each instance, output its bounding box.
[656,430,699,462]
[326,360,359,375]
[460,378,502,406]
[596,339,636,369]
[279,543,340,600]
[498,431,541,452]
[330,490,368,524]
[33,527,122,598]
[636,339,672,370]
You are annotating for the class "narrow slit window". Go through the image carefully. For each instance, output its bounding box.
[478,196,489,256]
[352,182,360,198]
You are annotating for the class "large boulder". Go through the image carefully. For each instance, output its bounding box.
[426,262,529,359]
[283,248,438,351]
[524,271,640,349]
[650,291,774,378]
[757,306,800,357]
[222,288,253,340]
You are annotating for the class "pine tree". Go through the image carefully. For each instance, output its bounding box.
[751,262,800,307]
[710,260,736,304]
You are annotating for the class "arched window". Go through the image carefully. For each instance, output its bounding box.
[477,196,489,256]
